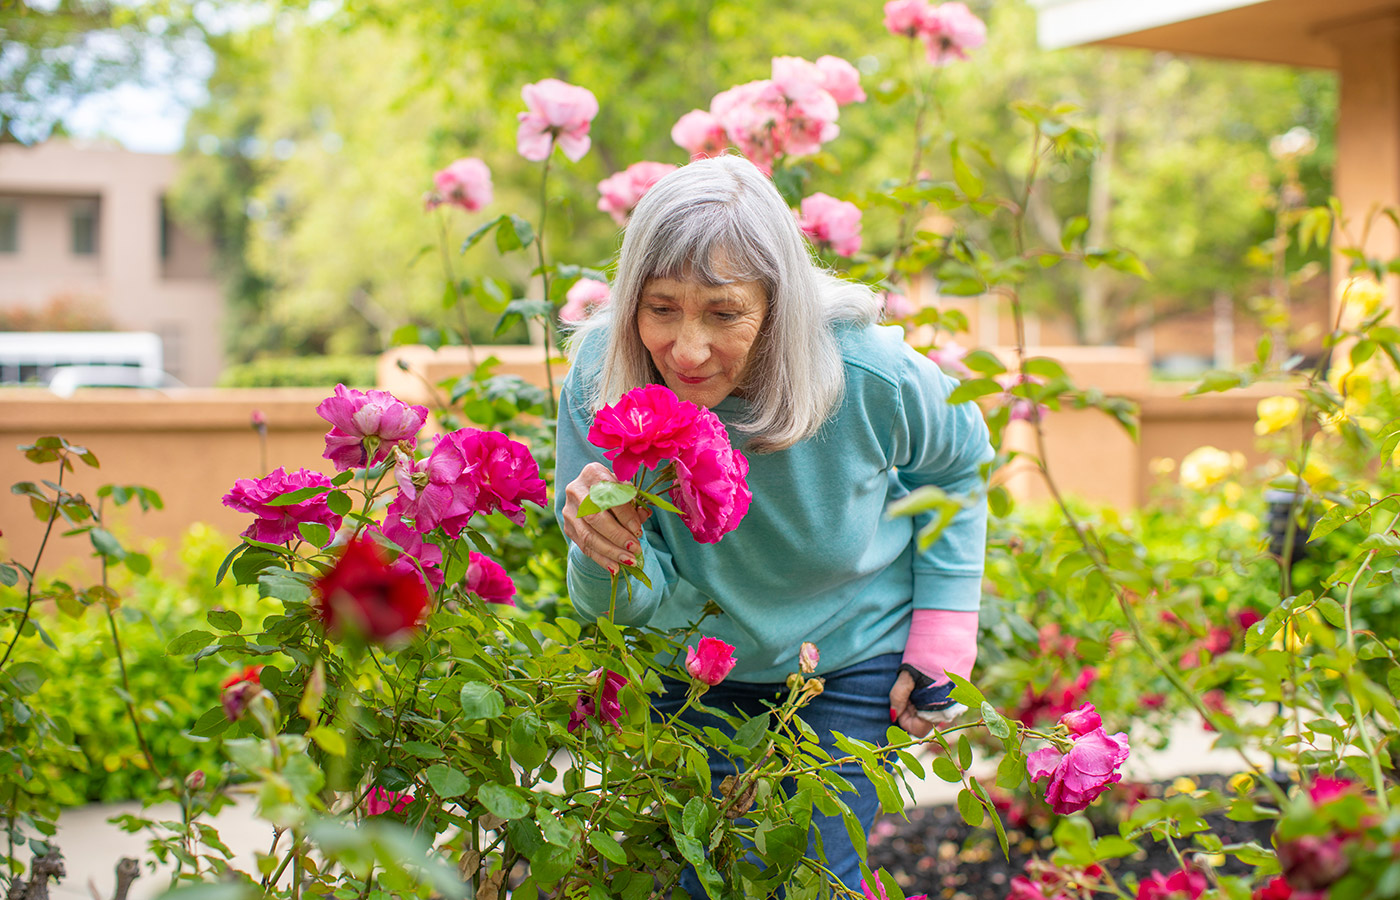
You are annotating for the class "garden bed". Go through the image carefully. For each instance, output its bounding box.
[866,775,1275,899]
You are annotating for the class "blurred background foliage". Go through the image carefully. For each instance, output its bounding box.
[4,0,1337,363]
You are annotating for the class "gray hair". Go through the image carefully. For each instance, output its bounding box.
[567,154,880,453]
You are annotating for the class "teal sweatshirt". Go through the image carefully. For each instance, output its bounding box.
[554,322,994,683]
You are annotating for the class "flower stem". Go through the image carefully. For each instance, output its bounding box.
[536,152,558,419]
[436,209,476,365]
[1343,517,1394,811]
[0,461,64,671]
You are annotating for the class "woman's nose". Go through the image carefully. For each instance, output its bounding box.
[672,321,711,369]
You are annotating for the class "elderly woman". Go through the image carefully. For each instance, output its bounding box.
[555,155,992,892]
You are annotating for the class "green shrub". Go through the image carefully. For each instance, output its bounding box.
[217,355,379,388]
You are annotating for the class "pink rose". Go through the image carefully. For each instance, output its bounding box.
[710,80,788,174]
[927,341,971,379]
[921,2,988,66]
[671,109,728,159]
[568,668,627,732]
[393,428,545,537]
[798,192,862,257]
[996,371,1049,423]
[669,415,752,544]
[597,161,678,226]
[816,55,866,105]
[463,429,548,525]
[1059,702,1102,736]
[1136,869,1207,900]
[1027,727,1130,814]
[884,0,930,37]
[771,56,827,101]
[1277,835,1350,890]
[516,78,599,162]
[560,277,611,324]
[685,636,738,686]
[1306,776,1357,805]
[799,641,820,674]
[428,157,492,212]
[316,384,429,471]
[588,384,706,481]
[882,291,917,320]
[364,786,415,816]
[377,495,444,590]
[222,467,343,546]
[466,552,516,606]
[777,83,840,158]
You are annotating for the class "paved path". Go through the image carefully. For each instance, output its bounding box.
[33,714,1247,900]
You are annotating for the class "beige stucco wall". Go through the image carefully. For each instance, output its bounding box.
[0,141,223,386]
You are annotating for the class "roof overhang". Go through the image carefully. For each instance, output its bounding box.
[1028,0,1400,68]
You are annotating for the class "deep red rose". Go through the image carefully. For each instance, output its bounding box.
[315,538,428,644]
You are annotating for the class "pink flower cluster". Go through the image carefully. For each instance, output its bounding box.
[222,467,343,546]
[1007,858,1104,900]
[996,371,1049,423]
[686,636,737,686]
[596,161,677,225]
[862,878,927,900]
[1026,702,1130,814]
[517,78,599,162]
[568,668,628,733]
[797,193,862,257]
[394,427,547,537]
[425,157,493,213]
[589,385,752,544]
[364,786,415,817]
[884,1,988,66]
[1136,869,1207,900]
[316,384,429,471]
[671,55,863,173]
[560,278,611,324]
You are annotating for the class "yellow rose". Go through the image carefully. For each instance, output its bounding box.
[1180,446,1234,491]
[1301,458,1336,490]
[1223,482,1244,505]
[1255,396,1300,436]
[1341,275,1386,319]
[1328,356,1375,406]
[1199,504,1232,528]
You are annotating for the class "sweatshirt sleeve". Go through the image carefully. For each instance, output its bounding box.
[553,358,678,627]
[889,343,994,612]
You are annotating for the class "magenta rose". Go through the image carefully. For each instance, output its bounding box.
[1306,776,1357,804]
[364,786,415,817]
[816,55,865,105]
[686,636,738,686]
[568,668,628,733]
[458,428,548,525]
[516,78,599,162]
[560,278,611,324]
[1027,726,1131,814]
[798,192,862,257]
[316,384,429,471]
[376,495,444,590]
[671,109,729,159]
[222,467,342,546]
[996,371,1049,423]
[1059,702,1102,736]
[466,552,516,606]
[428,157,492,212]
[669,415,752,544]
[921,2,987,66]
[589,384,706,481]
[596,161,678,226]
[1136,868,1207,900]
[395,428,545,536]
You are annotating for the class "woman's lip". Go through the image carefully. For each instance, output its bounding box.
[676,374,710,385]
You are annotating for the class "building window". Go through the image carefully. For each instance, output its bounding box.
[159,196,171,260]
[0,203,17,253]
[71,200,99,256]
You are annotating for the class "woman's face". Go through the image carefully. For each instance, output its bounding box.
[636,275,768,409]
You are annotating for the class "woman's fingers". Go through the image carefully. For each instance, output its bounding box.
[888,671,934,738]
[563,464,644,573]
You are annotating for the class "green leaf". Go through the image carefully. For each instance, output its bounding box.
[459,682,505,720]
[956,788,984,827]
[208,609,243,632]
[7,661,45,696]
[89,527,125,560]
[307,726,347,756]
[947,378,1005,405]
[981,702,1013,739]
[637,490,682,515]
[168,630,216,655]
[496,214,536,253]
[946,672,986,708]
[477,783,532,820]
[402,741,444,760]
[578,481,639,516]
[588,831,627,865]
[951,141,983,199]
[265,485,332,506]
[957,735,973,769]
[961,350,1007,376]
[297,522,332,548]
[123,552,151,576]
[461,214,504,252]
[214,544,246,587]
[1061,215,1089,252]
[327,490,352,517]
[732,713,770,752]
[424,764,470,799]
[931,756,961,783]
[0,564,16,587]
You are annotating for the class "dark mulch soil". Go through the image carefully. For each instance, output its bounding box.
[865,775,1276,899]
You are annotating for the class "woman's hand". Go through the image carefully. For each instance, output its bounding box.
[561,462,650,575]
[889,671,966,739]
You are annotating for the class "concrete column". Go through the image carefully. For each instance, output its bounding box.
[1321,12,1400,325]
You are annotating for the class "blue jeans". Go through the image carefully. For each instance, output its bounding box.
[653,651,901,897]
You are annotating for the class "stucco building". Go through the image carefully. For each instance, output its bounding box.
[0,140,224,386]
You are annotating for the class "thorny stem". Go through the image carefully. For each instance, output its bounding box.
[890,37,935,283]
[0,460,65,671]
[537,151,558,419]
[436,210,477,365]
